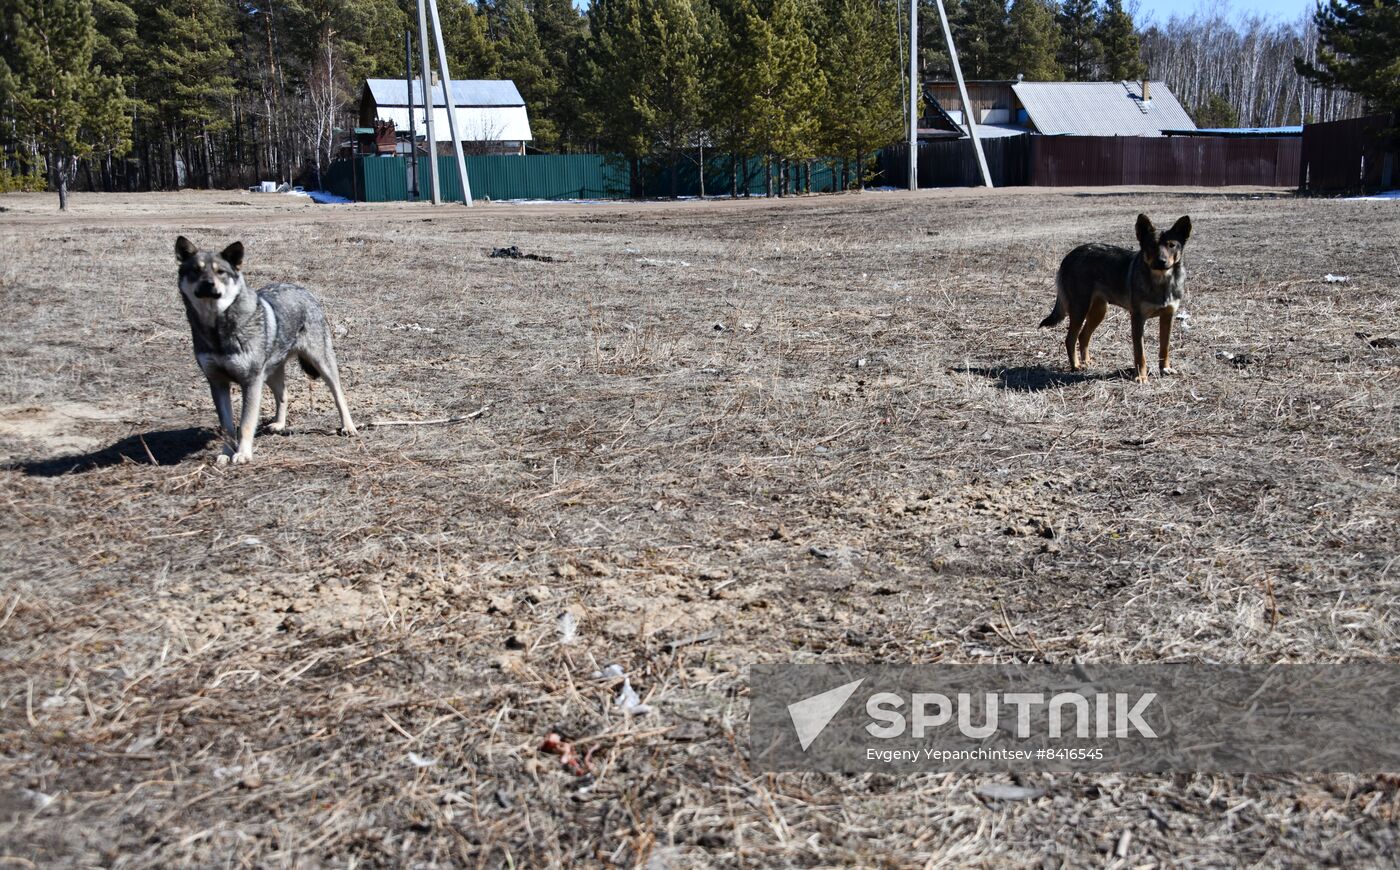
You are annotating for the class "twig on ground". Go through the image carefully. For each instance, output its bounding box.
[665,630,720,652]
[138,434,157,465]
[368,405,490,428]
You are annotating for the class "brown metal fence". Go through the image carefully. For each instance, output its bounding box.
[1299,114,1397,194]
[1029,136,1301,187]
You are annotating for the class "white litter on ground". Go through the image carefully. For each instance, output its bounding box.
[556,611,577,644]
[615,677,653,716]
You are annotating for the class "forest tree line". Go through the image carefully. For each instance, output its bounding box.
[0,0,1388,202]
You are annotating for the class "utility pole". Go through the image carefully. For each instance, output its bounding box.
[405,30,418,201]
[934,0,991,187]
[908,0,918,191]
[416,0,439,203]
[426,0,473,205]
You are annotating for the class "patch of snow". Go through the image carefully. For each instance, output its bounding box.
[303,190,353,204]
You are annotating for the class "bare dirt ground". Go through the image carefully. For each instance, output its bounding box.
[1,186,1398,867]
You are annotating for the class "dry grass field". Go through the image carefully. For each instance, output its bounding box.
[1,186,1397,867]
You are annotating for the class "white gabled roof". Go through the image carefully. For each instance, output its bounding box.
[365,78,525,108]
[364,78,531,141]
[1012,81,1196,137]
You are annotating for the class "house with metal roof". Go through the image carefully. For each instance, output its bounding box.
[922,80,1195,139]
[359,78,532,156]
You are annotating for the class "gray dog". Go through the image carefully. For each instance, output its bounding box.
[175,236,356,464]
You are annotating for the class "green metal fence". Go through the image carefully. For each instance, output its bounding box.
[328,154,630,202]
[326,153,854,202]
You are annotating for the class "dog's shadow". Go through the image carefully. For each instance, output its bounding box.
[955,365,1134,392]
[7,427,218,477]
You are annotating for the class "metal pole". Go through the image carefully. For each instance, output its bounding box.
[426,0,473,206]
[405,29,418,200]
[415,0,439,204]
[908,0,918,191]
[934,0,991,187]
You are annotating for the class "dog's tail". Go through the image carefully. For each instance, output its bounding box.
[1039,275,1066,328]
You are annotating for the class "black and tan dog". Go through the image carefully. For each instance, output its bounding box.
[1039,214,1192,383]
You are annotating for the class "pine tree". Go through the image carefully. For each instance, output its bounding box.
[493,0,557,148]
[704,0,764,195]
[138,0,236,187]
[583,0,650,188]
[951,0,1009,80]
[1004,0,1062,81]
[434,0,499,79]
[532,0,588,149]
[91,0,143,187]
[1193,92,1239,128]
[747,0,824,194]
[637,0,703,194]
[1295,0,1400,114]
[1097,0,1143,81]
[819,0,902,188]
[0,0,132,209]
[1056,0,1100,81]
[534,0,587,69]
[91,0,138,80]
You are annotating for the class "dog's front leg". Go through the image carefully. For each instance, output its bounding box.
[1131,312,1149,383]
[1158,314,1176,375]
[228,376,265,465]
[210,381,236,441]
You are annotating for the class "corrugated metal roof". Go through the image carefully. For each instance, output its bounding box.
[373,106,532,142]
[366,78,525,108]
[1012,81,1195,137]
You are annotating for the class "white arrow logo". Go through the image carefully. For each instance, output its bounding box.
[787,678,865,751]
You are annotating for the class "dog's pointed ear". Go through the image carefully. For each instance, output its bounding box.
[1135,214,1157,251]
[220,241,245,271]
[175,236,197,262]
[1169,215,1192,244]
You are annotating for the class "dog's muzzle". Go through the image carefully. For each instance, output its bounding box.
[193,281,220,299]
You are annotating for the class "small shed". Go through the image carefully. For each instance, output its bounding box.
[360,78,532,156]
[923,80,1196,139]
